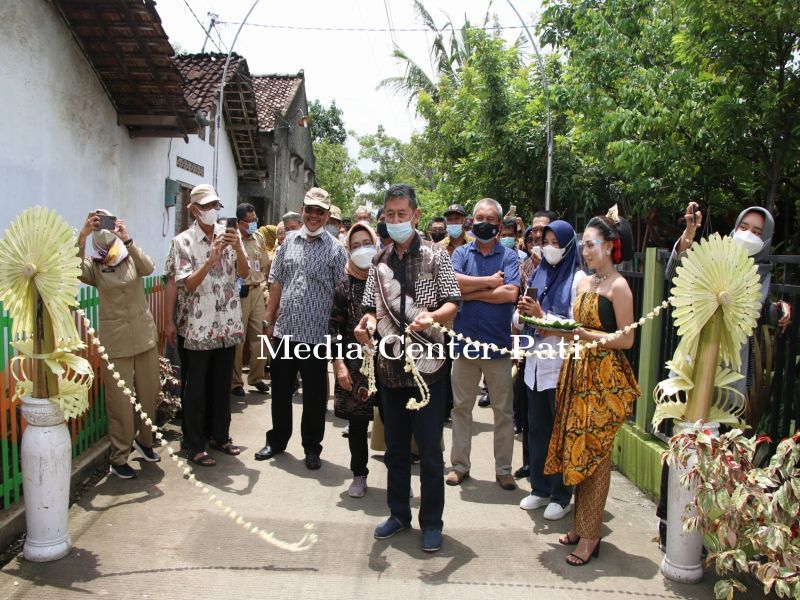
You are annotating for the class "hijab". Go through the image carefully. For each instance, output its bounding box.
[344,223,378,280]
[91,229,128,267]
[731,206,774,264]
[527,220,579,318]
[260,224,277,252]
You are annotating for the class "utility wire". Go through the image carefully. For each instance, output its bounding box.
[216,21,533,33]
[181,0,223,52]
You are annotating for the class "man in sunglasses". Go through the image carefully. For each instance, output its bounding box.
[256,188,347,470]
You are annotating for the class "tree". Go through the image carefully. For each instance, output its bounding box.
[308,99,346,145]
[313,140,364,216]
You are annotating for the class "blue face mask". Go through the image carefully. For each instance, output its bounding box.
[386,219,415,243]
[446,224,463,238]
[500,237,516,249]
[247,221,258,235]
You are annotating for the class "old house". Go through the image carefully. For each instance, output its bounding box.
[252,73,315,222]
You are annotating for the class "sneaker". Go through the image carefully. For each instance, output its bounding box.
[341,424,350,438]
[347,475,367,498]
[110,463,137,479]
[374,517,409,540]
[519,494,550,511]
[133,440,161,463]
[543,502,572,521]
[422,528,442,552]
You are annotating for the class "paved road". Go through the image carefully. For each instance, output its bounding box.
[0,382,755,599]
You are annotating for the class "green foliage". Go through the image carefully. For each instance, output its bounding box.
[668,426,800,598]
[312,140,364,216]
[308,99,346,145]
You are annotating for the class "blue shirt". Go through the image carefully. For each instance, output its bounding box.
[451,241,520,358]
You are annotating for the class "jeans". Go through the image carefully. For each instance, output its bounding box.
[527,385,572,506]
[182,345,236,453]
[266,339,329,455]
[381,377,446,531]
[349,419,369,477]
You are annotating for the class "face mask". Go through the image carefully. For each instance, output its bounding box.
[530,245,542,259]
[350,246,377,269]
[732,229,764,257]
[246,221,258,235]
[446,224,463,238]
[358,219,371,226]
[386,219,415,243]
[500,237,516,249]
[195,207,218,226]
[430,230,446,243]
[542,245,565,266]
[377,222,389,239]
[325,224,339,237]
[300,224,325,238]
[472,221,499,243]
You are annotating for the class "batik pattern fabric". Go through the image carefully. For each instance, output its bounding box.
[544,291,640,486]
[172,223,244,351]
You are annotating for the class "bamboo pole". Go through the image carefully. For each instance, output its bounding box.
[31,291,57,400]
[684,307,723,422]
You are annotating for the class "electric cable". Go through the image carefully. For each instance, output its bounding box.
[180,0,223,52]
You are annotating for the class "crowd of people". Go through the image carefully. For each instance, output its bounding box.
[77,182,791,560]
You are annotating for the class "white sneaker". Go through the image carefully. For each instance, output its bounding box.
[543,501,572,520]
[519,494,550,511]
[347,475,367,498]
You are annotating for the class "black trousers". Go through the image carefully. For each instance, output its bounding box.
[182,345,236,453]
[514,360,529,466]
[266,339,329,455]
[349,419,369,477]
[381,376,446,531]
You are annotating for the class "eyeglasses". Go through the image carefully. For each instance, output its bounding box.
[304,206,327,216]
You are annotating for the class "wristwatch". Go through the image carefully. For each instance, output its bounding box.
[263,320,272,328]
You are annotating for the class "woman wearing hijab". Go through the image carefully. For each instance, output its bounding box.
[78,211,161,479]
[513,220,585,520]
[328,223,379,498]
[259,224,278,262]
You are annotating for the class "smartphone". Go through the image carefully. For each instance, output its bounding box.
[508,204,517,219]
[692,204,701,226]
[526,287,538,299]
[97,214,116,230]
[225,217,238,232]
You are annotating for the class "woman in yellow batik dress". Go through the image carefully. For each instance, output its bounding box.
[544,213,640,567]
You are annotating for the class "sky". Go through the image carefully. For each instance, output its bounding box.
[157,0,543,144]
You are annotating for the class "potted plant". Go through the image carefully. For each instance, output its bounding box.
[667,426,800,599]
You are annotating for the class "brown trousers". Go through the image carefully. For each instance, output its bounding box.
[232,285,267,387]
[106,346,159,465]
[573,455,612,539]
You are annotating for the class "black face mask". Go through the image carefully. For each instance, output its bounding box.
[472,221,500,242]
[430,230,446,242]
[377,222,389,239]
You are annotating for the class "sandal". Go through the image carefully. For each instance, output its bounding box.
[188,451,216,467]
[559,532,581,546]
[209,440,241,456]
[566,539,600,566]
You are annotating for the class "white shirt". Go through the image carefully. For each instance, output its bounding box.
[513,271,586,391]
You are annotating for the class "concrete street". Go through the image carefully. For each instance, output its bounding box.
[0,380,756,599]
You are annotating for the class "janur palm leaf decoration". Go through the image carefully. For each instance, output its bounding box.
[0,206,92,419]
[653,234,762,428]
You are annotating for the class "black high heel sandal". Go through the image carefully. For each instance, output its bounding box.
[566,539,600,566]
[558,532,580,546]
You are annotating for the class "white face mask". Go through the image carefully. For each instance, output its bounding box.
[732,229,763,256]
[300,224,325,238]
[325,224,339,237]
[530,245,542,259]
[542,245,565,266]
[350,246,377,269]
[195,207,219,226]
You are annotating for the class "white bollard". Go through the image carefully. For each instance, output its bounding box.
[20,395,72,562]
[661,421,718,584]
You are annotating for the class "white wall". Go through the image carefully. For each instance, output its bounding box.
[0,0,238,271]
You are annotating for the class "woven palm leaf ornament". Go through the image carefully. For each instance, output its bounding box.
[652,234,762,428]
[0,207,92,419]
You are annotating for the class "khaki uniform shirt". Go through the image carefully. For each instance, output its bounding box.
[438,233,474,256]
[79,243,157,359]
[241,231,270,286]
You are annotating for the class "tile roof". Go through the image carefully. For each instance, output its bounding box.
[53,0,198,138]
[173,53,266,182]
[252,74,304,132]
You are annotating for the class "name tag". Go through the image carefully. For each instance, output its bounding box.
[419,273,433,281]
[254,259,261,272]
